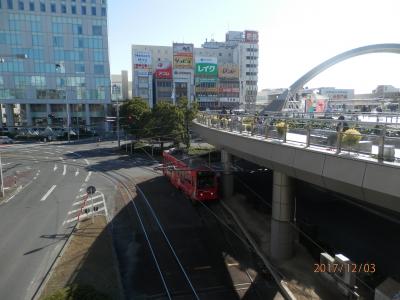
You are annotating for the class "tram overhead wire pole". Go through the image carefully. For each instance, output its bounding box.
[55,62,70,143]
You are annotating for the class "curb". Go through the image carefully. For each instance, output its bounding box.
[220,200,297,300]
[31,221,78,300]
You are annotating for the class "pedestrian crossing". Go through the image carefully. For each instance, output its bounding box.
[63,190,107,225]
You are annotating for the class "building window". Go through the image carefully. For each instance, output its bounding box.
[61,2,66,13]
[93,50,103,61]
[50,2,56,12]
[92,25,102,35]
[101,6,106,16]
[40,0,45,12]
[29,0,34,11]
[53,36,64,47]
[18,0,24,10]
[81,5,86,14]
[73,24,83,35]
[7,0,13,9]
[32,34,43,46]
[71,4,76,14]
[91,0,95,3]
[94,64,104,74]
[91,6,96,15]
[75,64,85,73]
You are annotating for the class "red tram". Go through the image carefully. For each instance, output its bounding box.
[162,148,218,202]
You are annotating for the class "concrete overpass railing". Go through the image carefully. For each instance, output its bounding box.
[193,112,400,213]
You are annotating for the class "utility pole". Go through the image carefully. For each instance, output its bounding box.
[112,84,121,148]
[55,63,70,143]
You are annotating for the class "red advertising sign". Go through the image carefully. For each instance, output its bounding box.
[155,61,172,79]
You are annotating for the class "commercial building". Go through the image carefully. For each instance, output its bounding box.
[131,30,259,111]
[0,0,111,131]
[111,70,129,101]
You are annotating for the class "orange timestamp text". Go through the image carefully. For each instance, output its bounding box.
[314,263,376,273]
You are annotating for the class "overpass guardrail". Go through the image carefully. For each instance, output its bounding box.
[195,112,400,164]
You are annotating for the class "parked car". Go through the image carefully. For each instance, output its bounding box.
[0,136,14,144]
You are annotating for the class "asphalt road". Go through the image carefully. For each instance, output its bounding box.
[0,140,118,300]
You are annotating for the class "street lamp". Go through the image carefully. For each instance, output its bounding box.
[55,63,70,143]
[112,84,121,148]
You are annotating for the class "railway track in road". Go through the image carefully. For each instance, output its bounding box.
[105,168,282,299]
[194,202,281,299]
[104,170,201,300]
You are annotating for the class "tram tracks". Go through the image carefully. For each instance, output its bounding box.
[104,169,201,299]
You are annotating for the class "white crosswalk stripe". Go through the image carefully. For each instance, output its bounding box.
[64,191,107,225]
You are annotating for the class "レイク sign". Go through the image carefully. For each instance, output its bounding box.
[196,63,217,75]
[195,57,218,76]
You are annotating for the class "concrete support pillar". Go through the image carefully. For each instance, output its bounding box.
[270,171,294,261]
[5,104,15,131]
[221,149,234,200]
[26,104,33,127]
[46,104,51,125]
[85,103,91,129]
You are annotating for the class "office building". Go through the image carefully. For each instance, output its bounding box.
[0,0,111,131]
[111,70,129,101]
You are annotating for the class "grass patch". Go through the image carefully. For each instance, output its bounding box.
[42,284,111,300]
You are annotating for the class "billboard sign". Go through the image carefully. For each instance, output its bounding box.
[304,94,328,113]
[244,30,259,43]
[195,57,218,76]
[155,60,172,79]
[173,56,193,69]
[134,51,152,69]
[218,64,239,78]
[173,43,193,69]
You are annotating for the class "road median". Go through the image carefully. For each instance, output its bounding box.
[39,215,123,300]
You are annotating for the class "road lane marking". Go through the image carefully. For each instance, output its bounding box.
[59,156,64,161]
[53,164,58,171]
[33,177,37,180]
[68,201,104,215]
[44,151,54,155]
[63,207,105,224]
[79,188,84,192]
[75,169,79,176]
[63,164,67,176]
[40,185,57,201]
[73,194,102,205]
[84,159,89,165]
[84,171,92,182]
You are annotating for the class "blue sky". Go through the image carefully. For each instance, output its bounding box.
[108,0,400,93]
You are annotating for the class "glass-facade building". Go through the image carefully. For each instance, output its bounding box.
[0,0,110,130]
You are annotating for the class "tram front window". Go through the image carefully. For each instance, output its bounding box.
[197,171,215,188]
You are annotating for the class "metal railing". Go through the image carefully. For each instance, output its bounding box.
[195,112,400,163]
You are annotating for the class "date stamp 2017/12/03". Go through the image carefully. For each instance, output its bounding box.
[314,263,376,274]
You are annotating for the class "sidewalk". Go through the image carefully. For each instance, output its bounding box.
[39,215,123,300]
[225,194,345,300]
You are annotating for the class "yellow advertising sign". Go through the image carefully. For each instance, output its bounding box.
[173,55,193,69]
